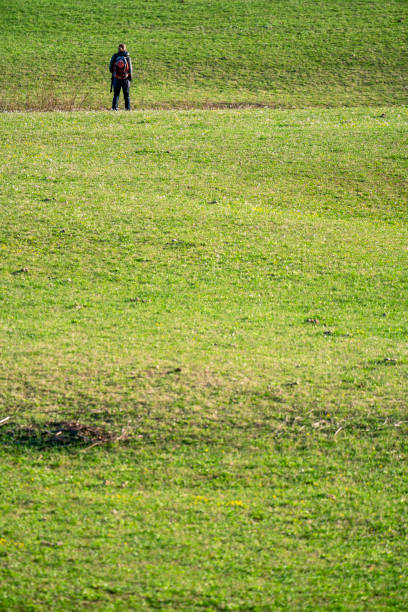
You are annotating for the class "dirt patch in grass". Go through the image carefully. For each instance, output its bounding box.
[0,96,278,112]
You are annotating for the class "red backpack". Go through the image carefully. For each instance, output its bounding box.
[113,56,129,79]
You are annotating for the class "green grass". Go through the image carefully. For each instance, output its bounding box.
[1,107,408,609]
[2,2,408,607]
[1,442,407,610]
[1,0,407,110]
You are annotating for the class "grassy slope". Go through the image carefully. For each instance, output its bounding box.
[1,0,408,608]
[1,108,408,609]
[2,108,408,425]
[0,0,407,109]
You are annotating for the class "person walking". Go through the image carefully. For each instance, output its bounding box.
[110,43,132,111]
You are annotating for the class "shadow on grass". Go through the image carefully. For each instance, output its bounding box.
[1,410,404,453]
[0,420,120,450]
[0,415,301,451]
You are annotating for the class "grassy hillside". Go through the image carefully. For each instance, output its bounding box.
[1,0,407,109]
[1,108,408,609]
[2,108,408,424]
[2,1,408,607]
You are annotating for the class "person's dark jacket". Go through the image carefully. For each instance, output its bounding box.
[109,51,132,81]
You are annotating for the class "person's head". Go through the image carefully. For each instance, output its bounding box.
[118,43,127,53]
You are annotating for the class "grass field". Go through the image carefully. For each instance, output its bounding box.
[1,0,407,110]
[1,108,408,609]
[1,0,408,608]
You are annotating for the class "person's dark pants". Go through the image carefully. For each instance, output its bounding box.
[112,78,131,110]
